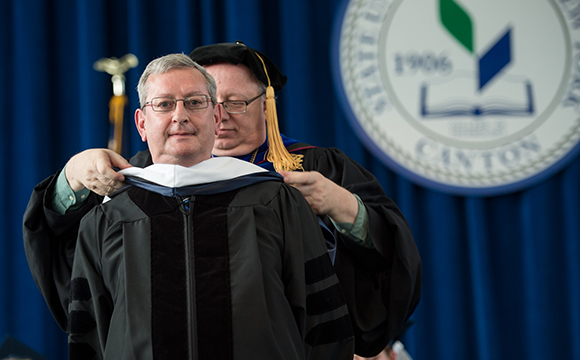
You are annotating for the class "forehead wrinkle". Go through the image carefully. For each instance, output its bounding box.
[219,86,263,101]
[147,69,207,99]
[152,91,207,99]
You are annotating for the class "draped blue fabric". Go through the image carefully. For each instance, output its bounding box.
[1,1,579,359]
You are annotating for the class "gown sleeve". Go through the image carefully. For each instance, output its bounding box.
[67,206,110,360]
[22,170,102,330]
[22,150,152,330]
[276,183,356,359]
[301,147,422,357]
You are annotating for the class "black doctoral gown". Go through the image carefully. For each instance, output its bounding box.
[67,161,354,359]
[23,140,422,357]
[295,145,422,356]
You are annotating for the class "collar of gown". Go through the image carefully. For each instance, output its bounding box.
[118,157,267,188]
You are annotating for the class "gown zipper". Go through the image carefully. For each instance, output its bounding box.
[179,196,197,360]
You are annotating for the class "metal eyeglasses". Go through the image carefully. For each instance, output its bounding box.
[216,92,265,114]
[142,95,212,112]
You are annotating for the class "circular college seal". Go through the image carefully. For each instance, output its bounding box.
[332,0,580,195]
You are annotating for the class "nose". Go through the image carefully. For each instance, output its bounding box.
[172,101,189,123]
[218,103,230,121]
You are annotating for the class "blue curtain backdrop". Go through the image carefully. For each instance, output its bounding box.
[1,0,579,359]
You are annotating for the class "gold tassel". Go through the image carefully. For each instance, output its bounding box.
[255,54,303,172]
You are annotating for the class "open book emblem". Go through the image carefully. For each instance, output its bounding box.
[420,75,535,118]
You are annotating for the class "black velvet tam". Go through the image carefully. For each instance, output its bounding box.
[189,41,287,91]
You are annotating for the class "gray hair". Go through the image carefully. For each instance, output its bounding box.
[137,53,217,109]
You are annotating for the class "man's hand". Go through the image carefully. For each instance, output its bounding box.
[279,170,359,224]
[64,149,132,196]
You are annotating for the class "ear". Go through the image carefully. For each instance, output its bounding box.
[214,104,222,135]
[135,109,148,142]
[262,96,268,118]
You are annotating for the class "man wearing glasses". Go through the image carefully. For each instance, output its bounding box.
[64,53,355,359]
[24,43,422,358]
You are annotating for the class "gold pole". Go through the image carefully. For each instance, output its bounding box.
[108,94,127,154]
[93,54,138,154]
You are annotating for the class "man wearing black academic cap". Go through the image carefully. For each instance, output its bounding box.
[23,42,422,358]
[189,42,422,358]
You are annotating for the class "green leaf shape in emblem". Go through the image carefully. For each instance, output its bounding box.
[439,0,474,53]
